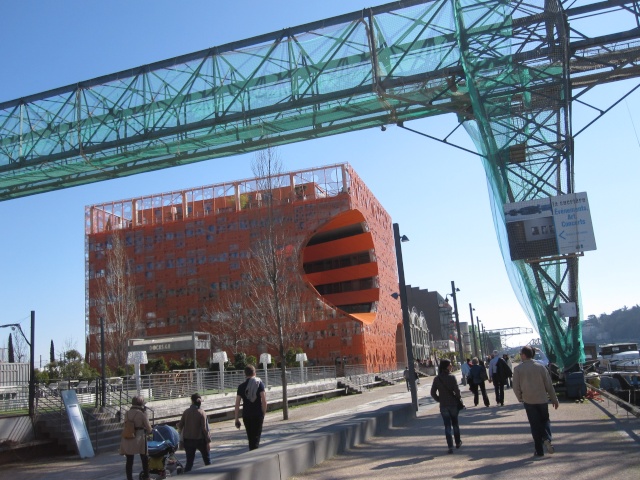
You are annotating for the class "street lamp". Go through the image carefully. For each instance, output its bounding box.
[476,318,484,360]
[481,323,489,357]
[1,311,35,417]
[450,281,464,366]
[393,223,418,414]
[100,317,107,408]
[468,303,478,358]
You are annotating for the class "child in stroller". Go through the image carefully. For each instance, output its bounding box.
[142,424,184,479]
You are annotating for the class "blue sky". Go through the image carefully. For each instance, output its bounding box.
[1,1,638,364]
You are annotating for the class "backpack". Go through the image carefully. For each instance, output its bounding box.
[121,412,137,439]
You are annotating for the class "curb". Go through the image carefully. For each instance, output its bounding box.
[202,403,415,480]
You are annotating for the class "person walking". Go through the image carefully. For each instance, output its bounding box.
[460,358,471,386]
[488,350,511,406]
[503,354,514,388]
[403,366,411,391]
[430,358,463,454]
[468,357,490,407]
[234,364,267,450]
[513,345,559,457]
[177,392,211,472]
[119,395,152,480]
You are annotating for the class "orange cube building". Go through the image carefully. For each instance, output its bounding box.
[85,164,403,372]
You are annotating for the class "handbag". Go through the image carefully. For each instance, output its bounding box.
[121,417,136,439]
[437,376,465,412]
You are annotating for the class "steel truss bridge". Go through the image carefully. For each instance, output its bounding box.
[1,0,639,369]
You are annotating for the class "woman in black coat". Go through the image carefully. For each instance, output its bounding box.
[430,358,463,453]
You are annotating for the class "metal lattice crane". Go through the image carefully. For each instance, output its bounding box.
[1,0,639,369]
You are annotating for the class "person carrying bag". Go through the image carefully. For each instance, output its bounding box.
[430,358,464,454]
[119,395,152,480]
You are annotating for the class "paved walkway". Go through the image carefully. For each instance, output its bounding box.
[291,382,640,480]
[4,376,640,479]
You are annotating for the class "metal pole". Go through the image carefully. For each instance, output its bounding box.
[451,281,464,365]
[482,325,489,358]
[469,303,478,358]
[394,223,418,413]
[192,331,197,370]
[476,318,484,360]
[100,317,106,408]
[29,311,35,418]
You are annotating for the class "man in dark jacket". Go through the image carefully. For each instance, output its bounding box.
[177,392,210,472]
[234,365,267,450]
[489,350,512,406]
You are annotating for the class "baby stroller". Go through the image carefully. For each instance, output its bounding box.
[142,424,184,479]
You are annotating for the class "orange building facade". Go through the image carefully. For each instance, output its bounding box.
[85,164,403,371]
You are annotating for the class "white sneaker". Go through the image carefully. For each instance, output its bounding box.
[543,439,554,454]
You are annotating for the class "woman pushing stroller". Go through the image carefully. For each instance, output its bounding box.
[119,395,153,480]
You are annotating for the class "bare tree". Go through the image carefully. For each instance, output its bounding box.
[12,329,29,363]
[95,231,141,372]
[62,337,77,356]
[203,287,249,355]
[242,146,310,420]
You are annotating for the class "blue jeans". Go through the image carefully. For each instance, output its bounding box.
[524,403,552,454]
[439,405,461,448]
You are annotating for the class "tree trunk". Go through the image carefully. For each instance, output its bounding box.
[280,348,289,420]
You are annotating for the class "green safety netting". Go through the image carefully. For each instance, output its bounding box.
[453,0,584,368]
[0,0,585,366]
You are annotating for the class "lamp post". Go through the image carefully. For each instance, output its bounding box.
[468,303,478,358]
[393,223,418,413]
[100,317,107,408]
[450,281,464,366]
[481,324,489,357]
[476,318,484,360]
[0,312,35,417]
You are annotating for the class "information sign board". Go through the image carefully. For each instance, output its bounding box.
[504,192,596,260]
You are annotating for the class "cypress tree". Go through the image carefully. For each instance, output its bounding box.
[50,340,55,363]
[8,333,15,363]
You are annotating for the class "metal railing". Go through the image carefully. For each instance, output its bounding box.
[0,380,28,414]
[0,366,338,417]
[596,371,640,406]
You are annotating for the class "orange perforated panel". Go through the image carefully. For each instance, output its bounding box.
[323,288,380,307]
[302,232,374,263]
[316,209,366,232]
[86,164,402,372]
[304,262,378,286]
